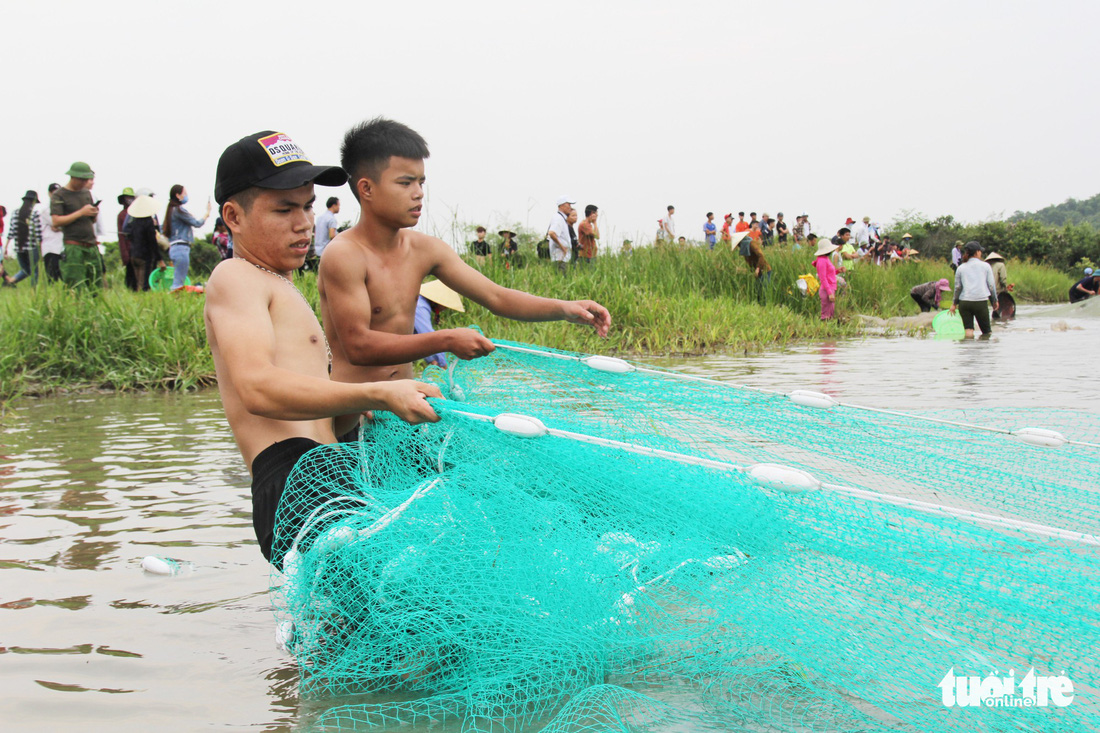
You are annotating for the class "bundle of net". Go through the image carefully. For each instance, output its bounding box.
[270,400,1099,732]
[422,339,1100,540]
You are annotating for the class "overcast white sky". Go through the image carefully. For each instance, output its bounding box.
[3,0,1097,249]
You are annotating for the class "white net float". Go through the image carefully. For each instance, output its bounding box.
[747,463,822,493]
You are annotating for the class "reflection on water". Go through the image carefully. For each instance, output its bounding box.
[0,307,1095,731]
[0,391,296,732]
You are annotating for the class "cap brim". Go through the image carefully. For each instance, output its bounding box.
[255,163,348,192]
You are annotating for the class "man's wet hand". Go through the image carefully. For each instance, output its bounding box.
[446,329,495,360]
[384,380,442,424]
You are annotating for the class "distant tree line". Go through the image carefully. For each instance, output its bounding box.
[1010,193,1100,229]
[887,197,1100,272]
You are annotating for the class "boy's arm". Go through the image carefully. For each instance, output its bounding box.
[430,238,611,336]
[205,265,440,422]
[322,246,494,364]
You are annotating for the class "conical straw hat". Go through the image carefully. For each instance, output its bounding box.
[419,279,465,312]
[127,195,159,219]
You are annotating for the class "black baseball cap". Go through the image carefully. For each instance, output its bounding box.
[964,240,982,254]
[214,131,347,204]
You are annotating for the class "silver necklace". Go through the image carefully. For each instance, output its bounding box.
[240,258,332,367]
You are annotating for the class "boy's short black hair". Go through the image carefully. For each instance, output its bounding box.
[706,211,713,218]
[838,227,851,236]
[476,226,486,233]
[750,212,757,217]
[668,205,675,211]
[738,211,744,216]
[341,117,430,196]
[678,236,686,241]
[326,196,339,209]
[584,204,598,217]
[808,233,818,242]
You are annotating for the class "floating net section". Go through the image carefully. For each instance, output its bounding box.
[271,341,1100,732]
[420,340,1100,541]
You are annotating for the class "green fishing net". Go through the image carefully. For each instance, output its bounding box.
[272,339,1099,732]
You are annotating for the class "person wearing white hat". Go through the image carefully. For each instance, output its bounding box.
[126,195,164,290]
[813,235,842,320]
[414,279,465,368]
[548,195,575,274]
[984,252,1016,320]
[983,252,1012,297]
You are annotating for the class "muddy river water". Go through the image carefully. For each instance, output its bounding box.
[2,305,1096,731]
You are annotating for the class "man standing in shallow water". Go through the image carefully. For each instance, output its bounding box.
[203,130,441,565]
[318,117,610,439]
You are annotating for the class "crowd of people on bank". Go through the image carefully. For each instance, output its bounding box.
[457,200,1098,337]
[5,167,1098,332]
[1,162,215,292]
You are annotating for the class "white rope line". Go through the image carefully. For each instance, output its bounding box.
[490,342,1100,449]
[444,407,1100,547]
[820,483,1100,547]
[446,408,735,471]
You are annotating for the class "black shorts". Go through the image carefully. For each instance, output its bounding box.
[251,438,329,568]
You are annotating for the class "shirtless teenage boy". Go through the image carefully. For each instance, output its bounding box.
[319,117,611,397]
[203,130,441,564]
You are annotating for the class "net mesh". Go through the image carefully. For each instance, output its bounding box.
[272,339,1100,732]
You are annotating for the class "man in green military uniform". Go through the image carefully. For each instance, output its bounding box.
[50,161,103,289]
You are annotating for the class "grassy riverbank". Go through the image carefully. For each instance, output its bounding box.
[0,282,213,404]
[445,247,1071,351]
[0,248,1073,403]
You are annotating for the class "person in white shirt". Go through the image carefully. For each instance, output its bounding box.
[38,183,64,281]
[852,216,871,248]
[547,195,574,274]
[949,241,998,339]
[313,196,340,259]
[662,204,676,241]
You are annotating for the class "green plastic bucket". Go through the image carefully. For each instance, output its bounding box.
[148,267,191,292]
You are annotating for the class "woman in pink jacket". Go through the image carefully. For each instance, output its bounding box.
[812,235,841,320]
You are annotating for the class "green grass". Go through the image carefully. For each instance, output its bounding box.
[0,279,213,405]
[439,247,1072,352]
[0,247,1073,404]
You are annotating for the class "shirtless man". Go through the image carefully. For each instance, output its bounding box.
[203,130,441,565]
[319,117,610,428]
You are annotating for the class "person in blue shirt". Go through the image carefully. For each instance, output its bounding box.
[703,212,717,250]
[759,213,773,246]
[163,183,210,291]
